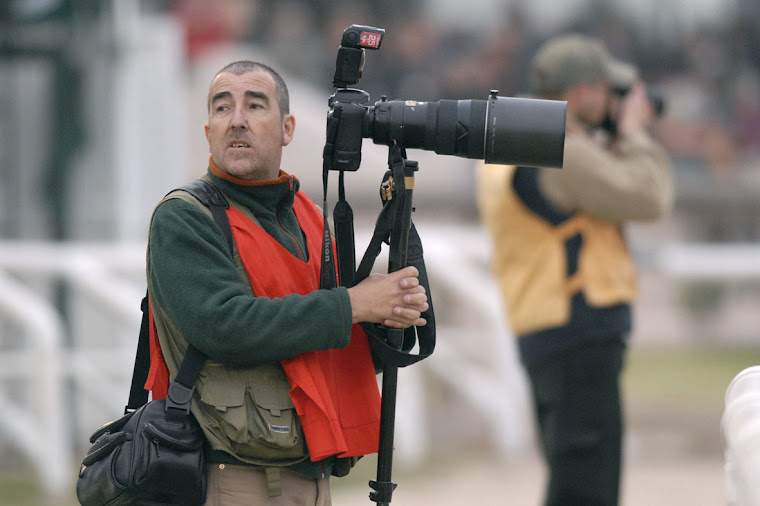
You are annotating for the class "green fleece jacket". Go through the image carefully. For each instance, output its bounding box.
[147,168,356,478]
[147,168,353,368]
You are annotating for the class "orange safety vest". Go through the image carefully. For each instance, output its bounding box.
[147,190,381,461]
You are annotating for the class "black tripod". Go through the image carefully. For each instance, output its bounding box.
[367,147,419,506]
[321,25,436,504]
[321,143,436,505]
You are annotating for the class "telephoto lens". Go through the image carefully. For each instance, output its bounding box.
[366,91,567,169]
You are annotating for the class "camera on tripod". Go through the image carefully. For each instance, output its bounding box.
[325,24,568,172]
[320,26,568,505]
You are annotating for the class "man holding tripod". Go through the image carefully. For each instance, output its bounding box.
[478,35,673,505]
[145,60,429,504]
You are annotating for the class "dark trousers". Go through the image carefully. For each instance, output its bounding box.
[524,337,626,506]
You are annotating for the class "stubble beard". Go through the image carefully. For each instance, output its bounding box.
[225,153,256,178]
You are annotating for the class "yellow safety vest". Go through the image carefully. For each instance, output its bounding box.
[476,163,637,337]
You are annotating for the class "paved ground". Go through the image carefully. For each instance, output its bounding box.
[0,436,728,505]
[331,450,726,505]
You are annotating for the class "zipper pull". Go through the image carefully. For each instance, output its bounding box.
[153,439,160,457]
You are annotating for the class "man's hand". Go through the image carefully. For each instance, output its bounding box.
[347,266,429,328]
[618,81,655,134]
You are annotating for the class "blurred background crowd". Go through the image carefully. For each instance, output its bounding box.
[3,0,760,238]
[137,0,760,188]
[2,0,760,504]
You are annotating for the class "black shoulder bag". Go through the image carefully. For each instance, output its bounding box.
[75,299,207,506]
[76,179,233,505]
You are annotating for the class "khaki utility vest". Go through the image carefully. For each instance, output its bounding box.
[147,180,308,468]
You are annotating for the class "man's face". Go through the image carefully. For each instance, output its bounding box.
[205,69,295,180]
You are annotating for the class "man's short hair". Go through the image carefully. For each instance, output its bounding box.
[530,35,623,96]
[208,61,290,116]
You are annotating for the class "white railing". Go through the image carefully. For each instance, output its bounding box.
[653,242,760,506]
[0,242,145,498]
[0,270,67,496]
[380,225,534,465]
[657,243,760,280]
[0,230,531,499]
[2,236,760,499]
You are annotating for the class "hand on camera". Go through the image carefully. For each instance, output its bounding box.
[618,82,655,134]
[347,266,429,328]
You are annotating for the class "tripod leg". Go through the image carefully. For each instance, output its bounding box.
[370,152,418,504]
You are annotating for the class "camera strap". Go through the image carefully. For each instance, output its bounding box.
[356,147,435,367]
[333,170,356,288]
[320,143,435,367]
[320,106,341,290]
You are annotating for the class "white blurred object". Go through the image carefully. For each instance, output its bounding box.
[0,241,144,498]
[0,270,67,497]
[722,365,760,505]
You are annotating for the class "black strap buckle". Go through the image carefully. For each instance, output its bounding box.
[165,382,195,415]
[369,479,397,503]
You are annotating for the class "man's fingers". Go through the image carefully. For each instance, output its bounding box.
[382,316,428,329]
[400,276,420,289]
[394,266,419,284]
[392,306,416,318]
[403,293,427,305]
[399,266,419,278]
[402,279,426,292]
[391,304,428,321]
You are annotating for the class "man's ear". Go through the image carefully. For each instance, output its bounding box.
[282,114,295,147]
[204,124,210,144]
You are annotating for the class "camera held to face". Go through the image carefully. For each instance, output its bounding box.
[601,80,667,136]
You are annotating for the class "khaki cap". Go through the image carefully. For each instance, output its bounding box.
[608,59,639,91]
[530,34,629,95]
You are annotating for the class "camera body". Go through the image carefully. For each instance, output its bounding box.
[601,81,667,136]
[614,82,667,117]
[326,25,568,172]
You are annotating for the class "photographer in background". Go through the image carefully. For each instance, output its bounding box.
[477,35,672,505]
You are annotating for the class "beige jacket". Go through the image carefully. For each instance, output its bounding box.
[540,118,673,222]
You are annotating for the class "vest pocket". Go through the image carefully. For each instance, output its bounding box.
[248,383,302,451]
[197,365,306,462]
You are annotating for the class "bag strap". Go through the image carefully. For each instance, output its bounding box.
[180,178,234,252]
[125,294,153,411]
[126,178,233,414]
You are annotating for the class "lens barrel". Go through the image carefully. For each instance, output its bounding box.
[485,95,566,168]
[366,94,566,169]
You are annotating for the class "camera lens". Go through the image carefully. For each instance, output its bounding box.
[485,95,566,168]
[366,94,566,169]
[368,98,487,159]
